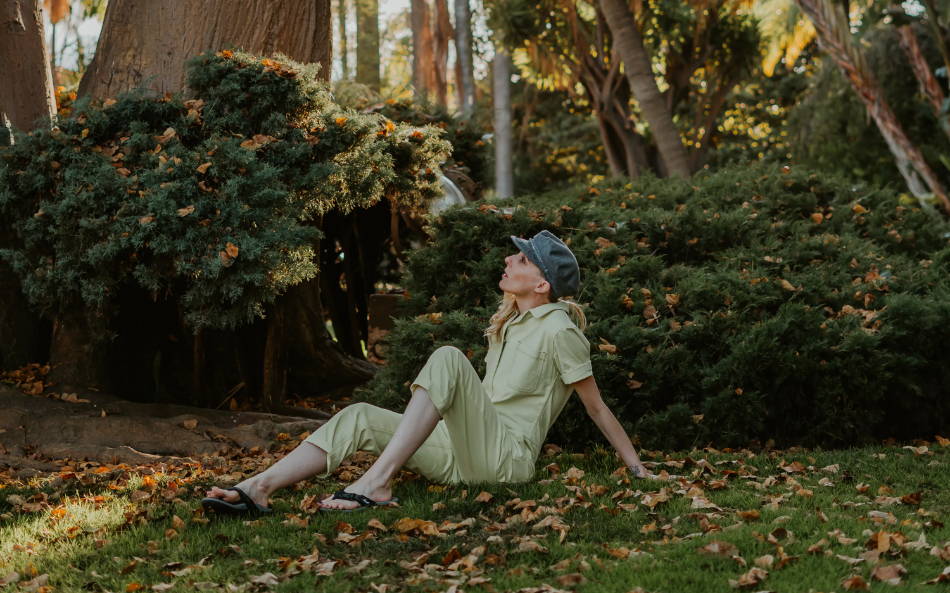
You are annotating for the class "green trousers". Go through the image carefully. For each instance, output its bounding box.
[305,346,536,484]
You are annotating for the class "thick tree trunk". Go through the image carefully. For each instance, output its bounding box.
[493,46,514,198]
[598,0,692,178]
[411,0,435,102]
[79,0,332,99]
[65,0,379,406]
[355,0,379,90]
[453,0,475,115]
[0,0,57,132]
[433,0,452,106]
[0,0,55,371]
[796,0,950,213]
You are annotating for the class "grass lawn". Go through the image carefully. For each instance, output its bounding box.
[1,438,948,593]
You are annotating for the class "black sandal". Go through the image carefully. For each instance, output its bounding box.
[201,486,272,516]
[318,490,399,512]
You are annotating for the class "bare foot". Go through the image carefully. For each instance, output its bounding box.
[319,477,393,510]
[205,481,269,508]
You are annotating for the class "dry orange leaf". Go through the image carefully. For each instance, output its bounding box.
[225,242,239,258]
[176,205,195,217]
[474,491,493,503]
[841,575,869,590]
[196,162,212,174]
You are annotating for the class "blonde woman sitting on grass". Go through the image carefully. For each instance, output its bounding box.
[202,230,656,514]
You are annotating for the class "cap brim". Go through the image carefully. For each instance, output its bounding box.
[510,235,545,272]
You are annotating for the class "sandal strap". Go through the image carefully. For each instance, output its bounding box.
[226,487,261,513]
[331,490,375,507]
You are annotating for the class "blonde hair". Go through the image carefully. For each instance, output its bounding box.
[484,292,587,343]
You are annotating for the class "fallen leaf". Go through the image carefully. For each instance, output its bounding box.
[225,242,239,259]
[474,491,493,503]
[841,575,869,590]
[871,563,906,585]
[729,567,768,589]
[196,162,212,174]
[250,572,280,587]
[181,418,197,429]
[699,541,738,556]
[176,205,195,217]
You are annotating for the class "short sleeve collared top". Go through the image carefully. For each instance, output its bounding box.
[482,301,593,457]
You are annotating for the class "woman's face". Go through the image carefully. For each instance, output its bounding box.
[500,251,548,296]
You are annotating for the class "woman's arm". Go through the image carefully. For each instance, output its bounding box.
[570,375,655,478]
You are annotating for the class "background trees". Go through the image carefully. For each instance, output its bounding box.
[3,0,950,423]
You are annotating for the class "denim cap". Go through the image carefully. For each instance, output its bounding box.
[510,230,580,299]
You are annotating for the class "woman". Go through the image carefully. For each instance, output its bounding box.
[202,230,654,515]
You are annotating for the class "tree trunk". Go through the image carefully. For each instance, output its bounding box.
[411,0,435,102]
[896,23,950,140]
[598,0,692,178]
[0,0,56,371]
[355,0,379,91]
[433,0,452,106]
[453,0,475,115]
[337,0,349,78]
[493,45,514,198]
[796,0,950,213]
[79,0,332,99]
[0,0,57,132]
[65,0,380,405]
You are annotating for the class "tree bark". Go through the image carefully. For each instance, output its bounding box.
[0,0,57,132]
[453,0,475,115]
[598,0,692,178]
[411,0,435,102]
[796,0,950,213]
[355,0,379,90]
[337,0,349,78]
[433,0,452,106]
[64,0,381,406]
[493,45,513,198]
[896,22,950,140]
[79,0,332,99]
[0,0,56,371]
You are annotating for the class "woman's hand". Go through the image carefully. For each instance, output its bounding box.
[629,463,659,480]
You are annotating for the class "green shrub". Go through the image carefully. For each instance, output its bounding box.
[0,51,450,330]
[357,162,950,449]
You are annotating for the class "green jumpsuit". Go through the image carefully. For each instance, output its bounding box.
[305,301,593,484]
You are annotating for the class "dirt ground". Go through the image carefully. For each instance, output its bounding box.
[0,384,327,477]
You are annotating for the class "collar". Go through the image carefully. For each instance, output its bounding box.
[515,301,569,321]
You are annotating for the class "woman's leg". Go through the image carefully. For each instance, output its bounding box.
[319,386,442,509]
[205,441,329,508]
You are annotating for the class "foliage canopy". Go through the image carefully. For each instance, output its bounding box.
[0,51,450,330]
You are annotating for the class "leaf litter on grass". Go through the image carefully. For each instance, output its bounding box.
[0,434,947,592]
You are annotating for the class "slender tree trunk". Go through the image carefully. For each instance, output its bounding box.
[453,0,475,115]
[80,0,332,99]
[433,0,452,106]
[493,45,513,198]
[0,0,57,132]
[411,0,435,102]
[598,0,692,178]
[355,0,379,90]
[796,0,950,213]
[896,23,950,139]
[338,0,349,78]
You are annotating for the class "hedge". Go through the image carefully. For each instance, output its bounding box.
[356,163,950,449]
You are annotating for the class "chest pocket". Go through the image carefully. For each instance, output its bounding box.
[498,339,547,394]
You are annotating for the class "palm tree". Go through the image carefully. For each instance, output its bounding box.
[598,0,692,177]
[795,0,950,213]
